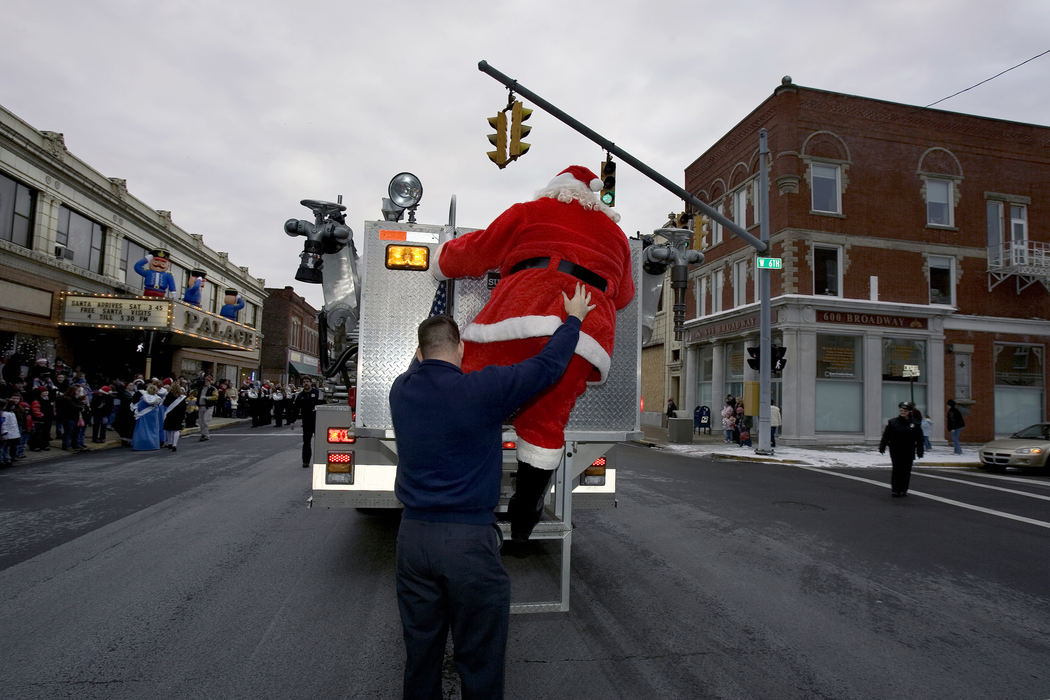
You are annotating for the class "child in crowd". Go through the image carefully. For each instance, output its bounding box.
[0,399,21,466]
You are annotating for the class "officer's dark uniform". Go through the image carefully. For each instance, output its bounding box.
[879,402,925,496]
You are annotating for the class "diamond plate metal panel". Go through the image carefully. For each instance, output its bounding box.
[355,222,445,432]
[356,222,641,437]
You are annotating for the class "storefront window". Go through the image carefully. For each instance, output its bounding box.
[816,335,863,432]
[696,346,713,411]
[881,339,926,423]
[994,344,1045,435]
[723,341,745,402]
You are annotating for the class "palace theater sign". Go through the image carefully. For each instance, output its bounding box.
[59,293,259,351]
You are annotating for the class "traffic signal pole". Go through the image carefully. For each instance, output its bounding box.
[478,60,767,255]
[756,129,773,455]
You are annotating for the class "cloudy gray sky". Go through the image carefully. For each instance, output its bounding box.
[3,0,1048,310]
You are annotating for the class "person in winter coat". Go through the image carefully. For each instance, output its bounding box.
[769,400,782,448]
[0,399,21,466]
[111,382,136,447]
[879,401,925,497]
[10,392,30,459]
[292,378,321,468]
[29,387,54,451]
[272,384,286,427]
[55,386,80,451]
[162,384,187,452]
[132,384,164,451]
[946,399,965,455]
[721,400,736,443]
[90,385,114,443]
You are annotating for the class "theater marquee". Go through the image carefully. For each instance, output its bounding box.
[58,293,259,351]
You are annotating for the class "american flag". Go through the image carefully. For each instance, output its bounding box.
[429,280,448,316]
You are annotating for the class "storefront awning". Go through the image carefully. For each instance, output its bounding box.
[289,360,319,376]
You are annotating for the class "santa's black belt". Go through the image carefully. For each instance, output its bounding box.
[507,257,607,293]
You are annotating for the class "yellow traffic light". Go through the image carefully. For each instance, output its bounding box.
[487,111,508,168]
[510,100,532,160]
[600,159,616,206]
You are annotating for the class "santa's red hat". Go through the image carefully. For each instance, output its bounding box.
[548,165,602,193]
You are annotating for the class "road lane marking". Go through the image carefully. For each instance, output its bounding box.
[788,464,1050,530]
[915,472,1050,502]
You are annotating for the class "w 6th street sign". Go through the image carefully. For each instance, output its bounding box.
[756,257,783,269]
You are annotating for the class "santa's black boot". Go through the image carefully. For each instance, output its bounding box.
[509,461,554,542]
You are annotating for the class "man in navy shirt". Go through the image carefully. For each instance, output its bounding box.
[390,283,594,700]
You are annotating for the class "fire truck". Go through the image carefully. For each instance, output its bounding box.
[285,176,683,612]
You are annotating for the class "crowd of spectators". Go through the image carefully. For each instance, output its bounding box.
[0,353,321,463]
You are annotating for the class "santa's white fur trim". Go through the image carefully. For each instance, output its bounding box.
[534,180,621,223]
[516,439,563,470]
[461,314,611,383]
[431,240,450,280]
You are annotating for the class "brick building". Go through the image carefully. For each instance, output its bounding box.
[260,286,321,386]
[669,79,1049,445]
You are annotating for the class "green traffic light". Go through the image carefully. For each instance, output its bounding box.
[601,191,614,205]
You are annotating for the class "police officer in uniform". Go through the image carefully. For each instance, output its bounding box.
[879,401,925,497]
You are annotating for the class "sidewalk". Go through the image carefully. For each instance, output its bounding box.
[8,416,252,468]
[636,424,982,469]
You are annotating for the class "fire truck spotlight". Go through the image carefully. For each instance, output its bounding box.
[385,244,430,270]
[388,172,423,209]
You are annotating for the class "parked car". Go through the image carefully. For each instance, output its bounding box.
[978,423,1050,472]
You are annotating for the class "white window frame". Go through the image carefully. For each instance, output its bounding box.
[751,179,762,225]
[733,187,748,228]
[813,244,842,297]
[697,275,708,318]
[811,163,842,214]
[1010,204,1028,265]
[712,268,723,313]
[709,202,723,246]
[733,259,747,307]
[928,255,955,306]
[925,177,954,227]
[1010,204,1028,245]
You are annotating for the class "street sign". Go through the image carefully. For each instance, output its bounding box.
[756,257,782,269]
[902,364,920,378]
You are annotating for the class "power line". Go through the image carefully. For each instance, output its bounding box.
[925,48,1050,108]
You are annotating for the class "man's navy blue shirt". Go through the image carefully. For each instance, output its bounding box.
[390,317,581,524]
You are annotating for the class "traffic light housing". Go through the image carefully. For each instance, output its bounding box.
[487,111,508,168]
[509,100,532,160]
[772,345,787,372]
[747,346,760,370]
[600,159,616,206]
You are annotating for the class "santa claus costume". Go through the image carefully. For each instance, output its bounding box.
[432,165,634,540]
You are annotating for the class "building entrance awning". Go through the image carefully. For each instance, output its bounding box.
[289,360,319,376]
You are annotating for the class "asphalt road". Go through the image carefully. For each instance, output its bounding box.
[1,429,1048,699]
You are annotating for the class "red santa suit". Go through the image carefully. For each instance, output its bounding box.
[432,165,634,469]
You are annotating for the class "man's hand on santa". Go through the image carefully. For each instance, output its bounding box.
[562,282,596,322]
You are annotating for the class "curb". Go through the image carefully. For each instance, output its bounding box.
[8,417,252,467]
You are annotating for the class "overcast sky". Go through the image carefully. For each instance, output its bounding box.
[3,0,1048,310]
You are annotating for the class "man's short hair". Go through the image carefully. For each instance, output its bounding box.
[418,315,460,358]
